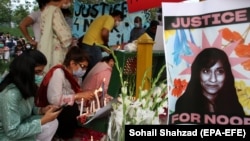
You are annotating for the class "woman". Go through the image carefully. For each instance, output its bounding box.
[19,0,46,48]
[175,48,244,116]
[0,50,61,141]
[35,46,95,140]
[14,40,26,57]
[128,16,145,43]
[37,0,74,72]
[82,54,115,105]
[0,40,10,63]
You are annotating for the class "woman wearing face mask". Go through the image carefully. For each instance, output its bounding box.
[35,46,95,140]
[0,40,10,63]
[24,48,48,87]
[128,16,145,43]
[0,40,6,61]
[37,0,75,72]
[0,49,61,141]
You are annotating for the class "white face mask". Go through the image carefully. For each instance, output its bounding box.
[134,23,140,28]
[115,21,121,27]
[73,67,86,78]
[62,2,71,9]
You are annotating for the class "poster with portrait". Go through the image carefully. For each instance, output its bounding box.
[163,0,250,125]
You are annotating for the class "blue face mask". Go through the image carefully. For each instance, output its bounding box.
[0,43,4,48]
[35,75,44,85]
[73,67,86,78]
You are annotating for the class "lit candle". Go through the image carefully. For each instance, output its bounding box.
[90,101,93,113]
[86,107,89,114]
[94,89,100,110]
[80,98,83,116]
[91,136,93,141]
[93,100,96,112]
[104,98,107,106]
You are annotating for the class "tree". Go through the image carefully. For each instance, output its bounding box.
[12,4,30,26]
[79,0,124,4]
[0,0,13,27]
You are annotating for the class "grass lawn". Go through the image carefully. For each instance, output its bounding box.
[0,59,11,76]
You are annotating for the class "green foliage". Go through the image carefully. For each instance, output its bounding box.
[0,60,10,75]
[0,26,33,38]
[12,4,30,25]
[79,0,125,4]
[0,0,12,24]
[0,0,34,27]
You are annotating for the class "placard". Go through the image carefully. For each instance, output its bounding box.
[162,0,250,125]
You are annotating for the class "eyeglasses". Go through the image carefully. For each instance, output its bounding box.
[35,70,45,75]
[78,63,88,70]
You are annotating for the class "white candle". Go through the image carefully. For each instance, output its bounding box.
[93,100,96,112]
[80,98,83,116]
[91,136,93,141]
[104,98,107,106]
[90,101,93,113]
[86,107,89,114]
[94,89,100,110]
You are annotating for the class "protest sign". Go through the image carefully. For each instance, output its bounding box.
[162,0,250,125]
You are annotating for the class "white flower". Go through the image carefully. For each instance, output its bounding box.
[152,86,162,97]
[140,89,148,97]
[100,45,168,141]
[121,86,127,94]
[124,42,137,52]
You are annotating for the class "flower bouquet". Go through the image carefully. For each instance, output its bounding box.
[96,45,168,141]
[106,67,168,141]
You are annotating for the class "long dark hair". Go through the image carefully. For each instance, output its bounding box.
[29,49,47,66]
[0,50,46,99]
[175,48,244,116]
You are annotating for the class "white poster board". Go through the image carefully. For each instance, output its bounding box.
[162,0,250,125]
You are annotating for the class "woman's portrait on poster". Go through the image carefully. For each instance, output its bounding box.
[173,48,245,123]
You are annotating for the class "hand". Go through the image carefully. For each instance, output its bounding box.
[75,90,95,101]
[111,45,121,50]
[40,105,54,114]
[40,106,61,125]
[105,94,113,103]
[29,40,37,48]
[71,38,78,47]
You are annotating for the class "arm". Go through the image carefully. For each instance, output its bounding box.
[47,69,65,105]
[74,91,95,102]
[0,89,42,139]
[101,28,109,46]
[101,16,114,46]
[19,15,37,47]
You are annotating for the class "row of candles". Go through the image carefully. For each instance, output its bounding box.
[79,78,106,116]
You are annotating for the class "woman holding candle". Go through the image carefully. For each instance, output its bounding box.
[35,46,95,140]
[82,54,115,105]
